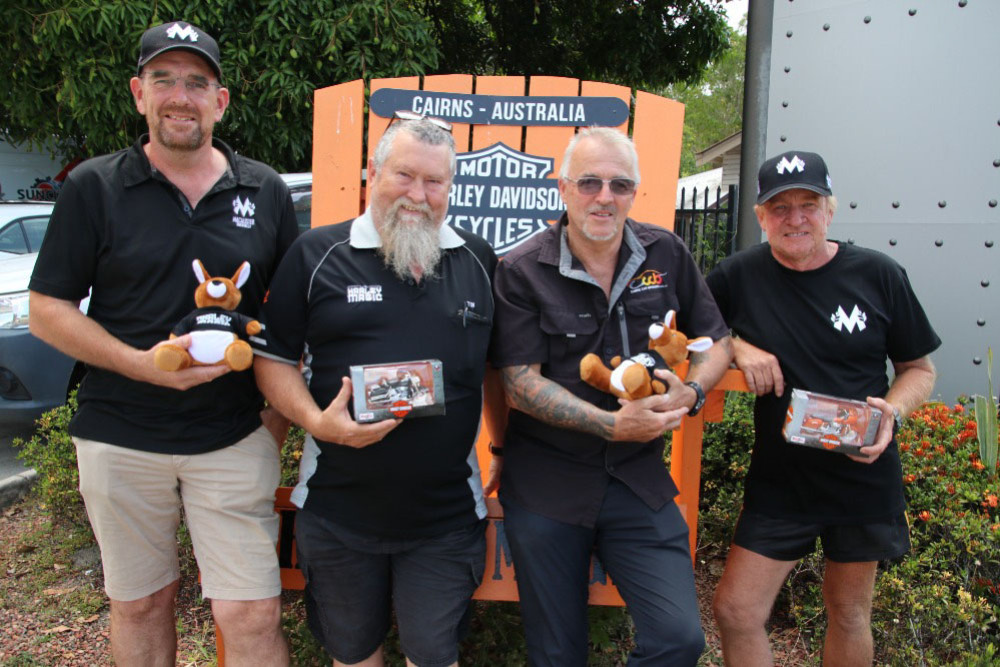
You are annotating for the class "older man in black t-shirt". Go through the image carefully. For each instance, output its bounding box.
[706,150,939,667]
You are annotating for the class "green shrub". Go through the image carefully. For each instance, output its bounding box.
[12,391,86,522]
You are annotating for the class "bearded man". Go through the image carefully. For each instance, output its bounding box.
[253,117,502,667]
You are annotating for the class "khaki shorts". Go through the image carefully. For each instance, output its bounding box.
[75,425,281,602]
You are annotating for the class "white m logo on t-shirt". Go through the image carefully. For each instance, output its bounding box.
[830,305,867,333]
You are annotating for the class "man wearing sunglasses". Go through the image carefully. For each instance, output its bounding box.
[28,21,296,666]
[489,127,734,665]
[254,117,501,667]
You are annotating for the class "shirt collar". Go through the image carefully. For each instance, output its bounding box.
[121,134,256,189]
[349,208,466,249]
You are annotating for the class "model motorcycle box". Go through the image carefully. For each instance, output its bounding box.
[350,359,445,423]
[782,389,883,454]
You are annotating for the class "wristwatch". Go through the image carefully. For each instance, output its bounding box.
[685,381,706,417]
[892,406,903,431]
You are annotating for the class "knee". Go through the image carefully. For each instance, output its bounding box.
[824,598,871,636]
[712,588,768,633]
[213,597,282,637]
[112,584,177,624]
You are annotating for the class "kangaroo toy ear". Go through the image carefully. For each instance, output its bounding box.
[664,309,677,329]
[232,261,251,289]
[686,337,714,353]
[192,259,208,285]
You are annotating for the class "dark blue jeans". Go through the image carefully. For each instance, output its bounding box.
[501,478,704,666]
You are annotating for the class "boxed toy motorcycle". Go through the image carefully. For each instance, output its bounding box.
[782,388,882,454]
[351,359,446,422]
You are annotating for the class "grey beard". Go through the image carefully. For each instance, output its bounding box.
[378,205,442,282]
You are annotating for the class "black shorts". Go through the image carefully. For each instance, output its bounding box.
[732,509,911,563]
[295,510,486,667]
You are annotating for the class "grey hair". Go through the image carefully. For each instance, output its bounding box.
[559,126,640,184]
[372,119,457,175]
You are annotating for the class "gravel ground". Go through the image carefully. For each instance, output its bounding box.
[1,499,817,666]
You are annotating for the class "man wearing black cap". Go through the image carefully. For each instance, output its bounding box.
[28,21,295,666]
[705,151,939,666]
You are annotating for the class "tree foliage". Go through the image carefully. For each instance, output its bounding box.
[665,23,746,176]
[2,1,730,172]
[1,1,439,171]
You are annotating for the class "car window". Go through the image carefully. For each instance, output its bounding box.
[0,220,28,254]
[21,216,50,253]
[289,185,312,235]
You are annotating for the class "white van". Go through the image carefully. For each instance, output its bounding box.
[0,139,77,201]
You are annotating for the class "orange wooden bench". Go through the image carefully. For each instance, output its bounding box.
[215,73,750,663]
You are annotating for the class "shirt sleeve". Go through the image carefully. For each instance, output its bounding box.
[253,236,310,364]
[885,263,941,362]
[28,169,99,301]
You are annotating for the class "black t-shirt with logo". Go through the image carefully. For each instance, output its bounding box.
[490,217,730,528]
[29,135,298,455]
[254,216,498,539]
[706,242,941,523]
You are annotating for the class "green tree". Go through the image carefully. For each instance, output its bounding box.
[1,1,439,171]
[2,1,730,171]
[665,22,746,176]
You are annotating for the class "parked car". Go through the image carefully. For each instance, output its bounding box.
[281,172,313,234]
[0,200,84,428]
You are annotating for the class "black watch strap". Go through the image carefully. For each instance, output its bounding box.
[685,381,706,417]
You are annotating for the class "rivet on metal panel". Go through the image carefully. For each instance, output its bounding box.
[975,357,983,365]
[983,280,991,287]
[959,0,968,7]
[908,9,917,16]
[780,135,787,142]
[892,201,900,208]
[993,159,1000,167]
[850,202,858,209]
[889,239,897,246]
[787,30,793,38]
[978,320,987,327]
[864,16,872,24]
[987,241,995,248]
[784,66,791,73]
[938,201,947,208]
[782,101,789,108]
[823,24,830,31]
[991,200,998,208]
[935,240,944,247]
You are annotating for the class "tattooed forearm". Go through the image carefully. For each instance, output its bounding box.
[686,335,734,390]
[502,365,615,439]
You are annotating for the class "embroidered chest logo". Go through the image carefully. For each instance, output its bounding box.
[166,23,199,42]
[628,269,667,294]
[347,285,383,303]
[830,305,867,333]
[232,195,256,229]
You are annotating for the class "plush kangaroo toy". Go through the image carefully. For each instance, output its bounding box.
[153,259,261,372]
[579,310,713,400]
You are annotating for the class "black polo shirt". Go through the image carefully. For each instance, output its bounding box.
[490,216,729,528]
[254,211,498,539]
[29,135,298,454]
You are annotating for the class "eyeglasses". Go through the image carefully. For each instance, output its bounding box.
[148,76,222,96]
[389,110,453,133]
[563,177,637,196]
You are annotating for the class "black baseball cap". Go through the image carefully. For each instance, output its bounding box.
[136,21,222,82]
[756,151,833,204]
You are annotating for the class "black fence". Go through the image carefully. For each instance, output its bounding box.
[674,184,739,275]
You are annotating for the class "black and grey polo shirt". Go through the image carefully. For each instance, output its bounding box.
[29,134,298,455]
[254,210,498,539]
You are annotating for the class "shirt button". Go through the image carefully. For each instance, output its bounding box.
[604,346,615,356]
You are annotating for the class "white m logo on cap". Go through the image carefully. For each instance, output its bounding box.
[776,155,806,174]
[166,23,199,42]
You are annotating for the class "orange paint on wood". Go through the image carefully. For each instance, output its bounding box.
[311,80,365,226]
[525,76,579,179]
[631,90,685,230]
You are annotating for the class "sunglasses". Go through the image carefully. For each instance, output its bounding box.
[389,110,453,132]
[564,177,637,196]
